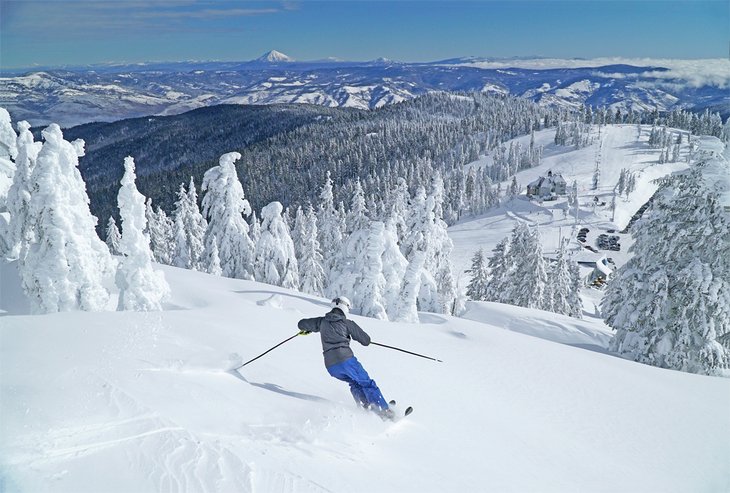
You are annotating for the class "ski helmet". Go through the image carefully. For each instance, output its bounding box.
[331,296,352,316]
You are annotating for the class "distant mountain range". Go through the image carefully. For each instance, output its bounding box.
[1,51,727,127]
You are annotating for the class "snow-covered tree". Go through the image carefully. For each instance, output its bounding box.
[509,224,549,309]
[20,124,113,313]
[602,167,729,375]
[482,237,511,303]
[115,157,170,311]
[400,184,456,314]
[388,177,410,244]
[394,250,425,323]
[549,240,583,318]
[381,216,409,319]
[466,248,489,301]
[202,235,223,276]
[328,184,370,301]
[145,199,174,265]
[254,201,299,289]
[105,216,121,255]
[201,152,255,279]
[172,179,207,270]
[486,223,550,310]
[297,205,325,296]
[354,221,388,319]
[5,121,41,259]
[317,171,342,285]
[0,108,18,161]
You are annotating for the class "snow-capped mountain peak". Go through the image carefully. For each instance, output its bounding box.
[255,50,294,63]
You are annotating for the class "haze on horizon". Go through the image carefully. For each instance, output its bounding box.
[1,0,728,70]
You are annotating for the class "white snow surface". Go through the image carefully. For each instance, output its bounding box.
[2,125,730,492]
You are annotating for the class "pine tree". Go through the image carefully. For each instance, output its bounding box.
[509,224,549,309]
[202,235,223,276]
[317,171,342,286]
[172,179,207,271]
[355,221,388,319]
[201,152,255,280]
[297,205,325,296]
[394,250,425,323]
[466,248,489,301]
[254,201,299,289]
[20,124,113,313]
[602,168,729,375]
[105,216,121,255]
[115,157,170,311]
[549,240,583,318]
[483,237,511,303]
[145,199,174,265]
[381,216,409,319]
[5,120,41,259]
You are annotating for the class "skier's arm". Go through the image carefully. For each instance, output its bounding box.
[346,320,371,346]
[297,317,322,333]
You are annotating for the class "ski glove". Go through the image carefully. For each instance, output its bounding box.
[298,330,312,336]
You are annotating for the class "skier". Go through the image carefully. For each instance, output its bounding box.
[298,296,394,420]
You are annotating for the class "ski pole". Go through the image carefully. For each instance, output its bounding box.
[231,333,301,371]
[370,341,443,363]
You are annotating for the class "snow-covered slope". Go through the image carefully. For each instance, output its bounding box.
[450,124,694,274]
[2,260,729,493]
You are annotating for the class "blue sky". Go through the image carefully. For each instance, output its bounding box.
[1,0,727,68]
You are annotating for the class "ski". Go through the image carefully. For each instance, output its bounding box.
[386,400,413,419]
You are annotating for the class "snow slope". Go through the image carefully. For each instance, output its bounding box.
[2,259,729,493]
[450,124,693,284]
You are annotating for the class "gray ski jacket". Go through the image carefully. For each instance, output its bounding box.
[298,309,371,368]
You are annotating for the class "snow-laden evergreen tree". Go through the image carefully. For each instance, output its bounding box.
[5,121,41,259]
[428,175,457,314]
[394,250,425,323]
[201,152,255,280]
[465,248,489,301]
[345,179,368,235]
[105,216,121,255]
[602,167,729,375]
[400,184,456,314]
[355,221,388,319]
[145,199,174,265]
[549,240,583,318]
[172,184,193,269]
[20,124,113,313]
[328,182,371,301]
[508,224,549,309]
[381,216,409,319]
[486,223,549,310]
[0,107,18,161]
[317,171,342,286]
[483,237,511,303]
[388,177,410,245]
[202,234,223,276]
[292,206,307,257]
[297,205,325,296]
[172,179,207,270]
[249,211,261,245]
[115,157,170,311]
[254,201,299,289]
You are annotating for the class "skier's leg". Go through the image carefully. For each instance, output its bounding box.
[341,357,389,411]
[327,360,368,406]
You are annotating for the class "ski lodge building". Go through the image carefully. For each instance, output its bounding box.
[526,171,567,199]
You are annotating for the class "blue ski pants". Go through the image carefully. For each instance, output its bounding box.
[326,357,389,411]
